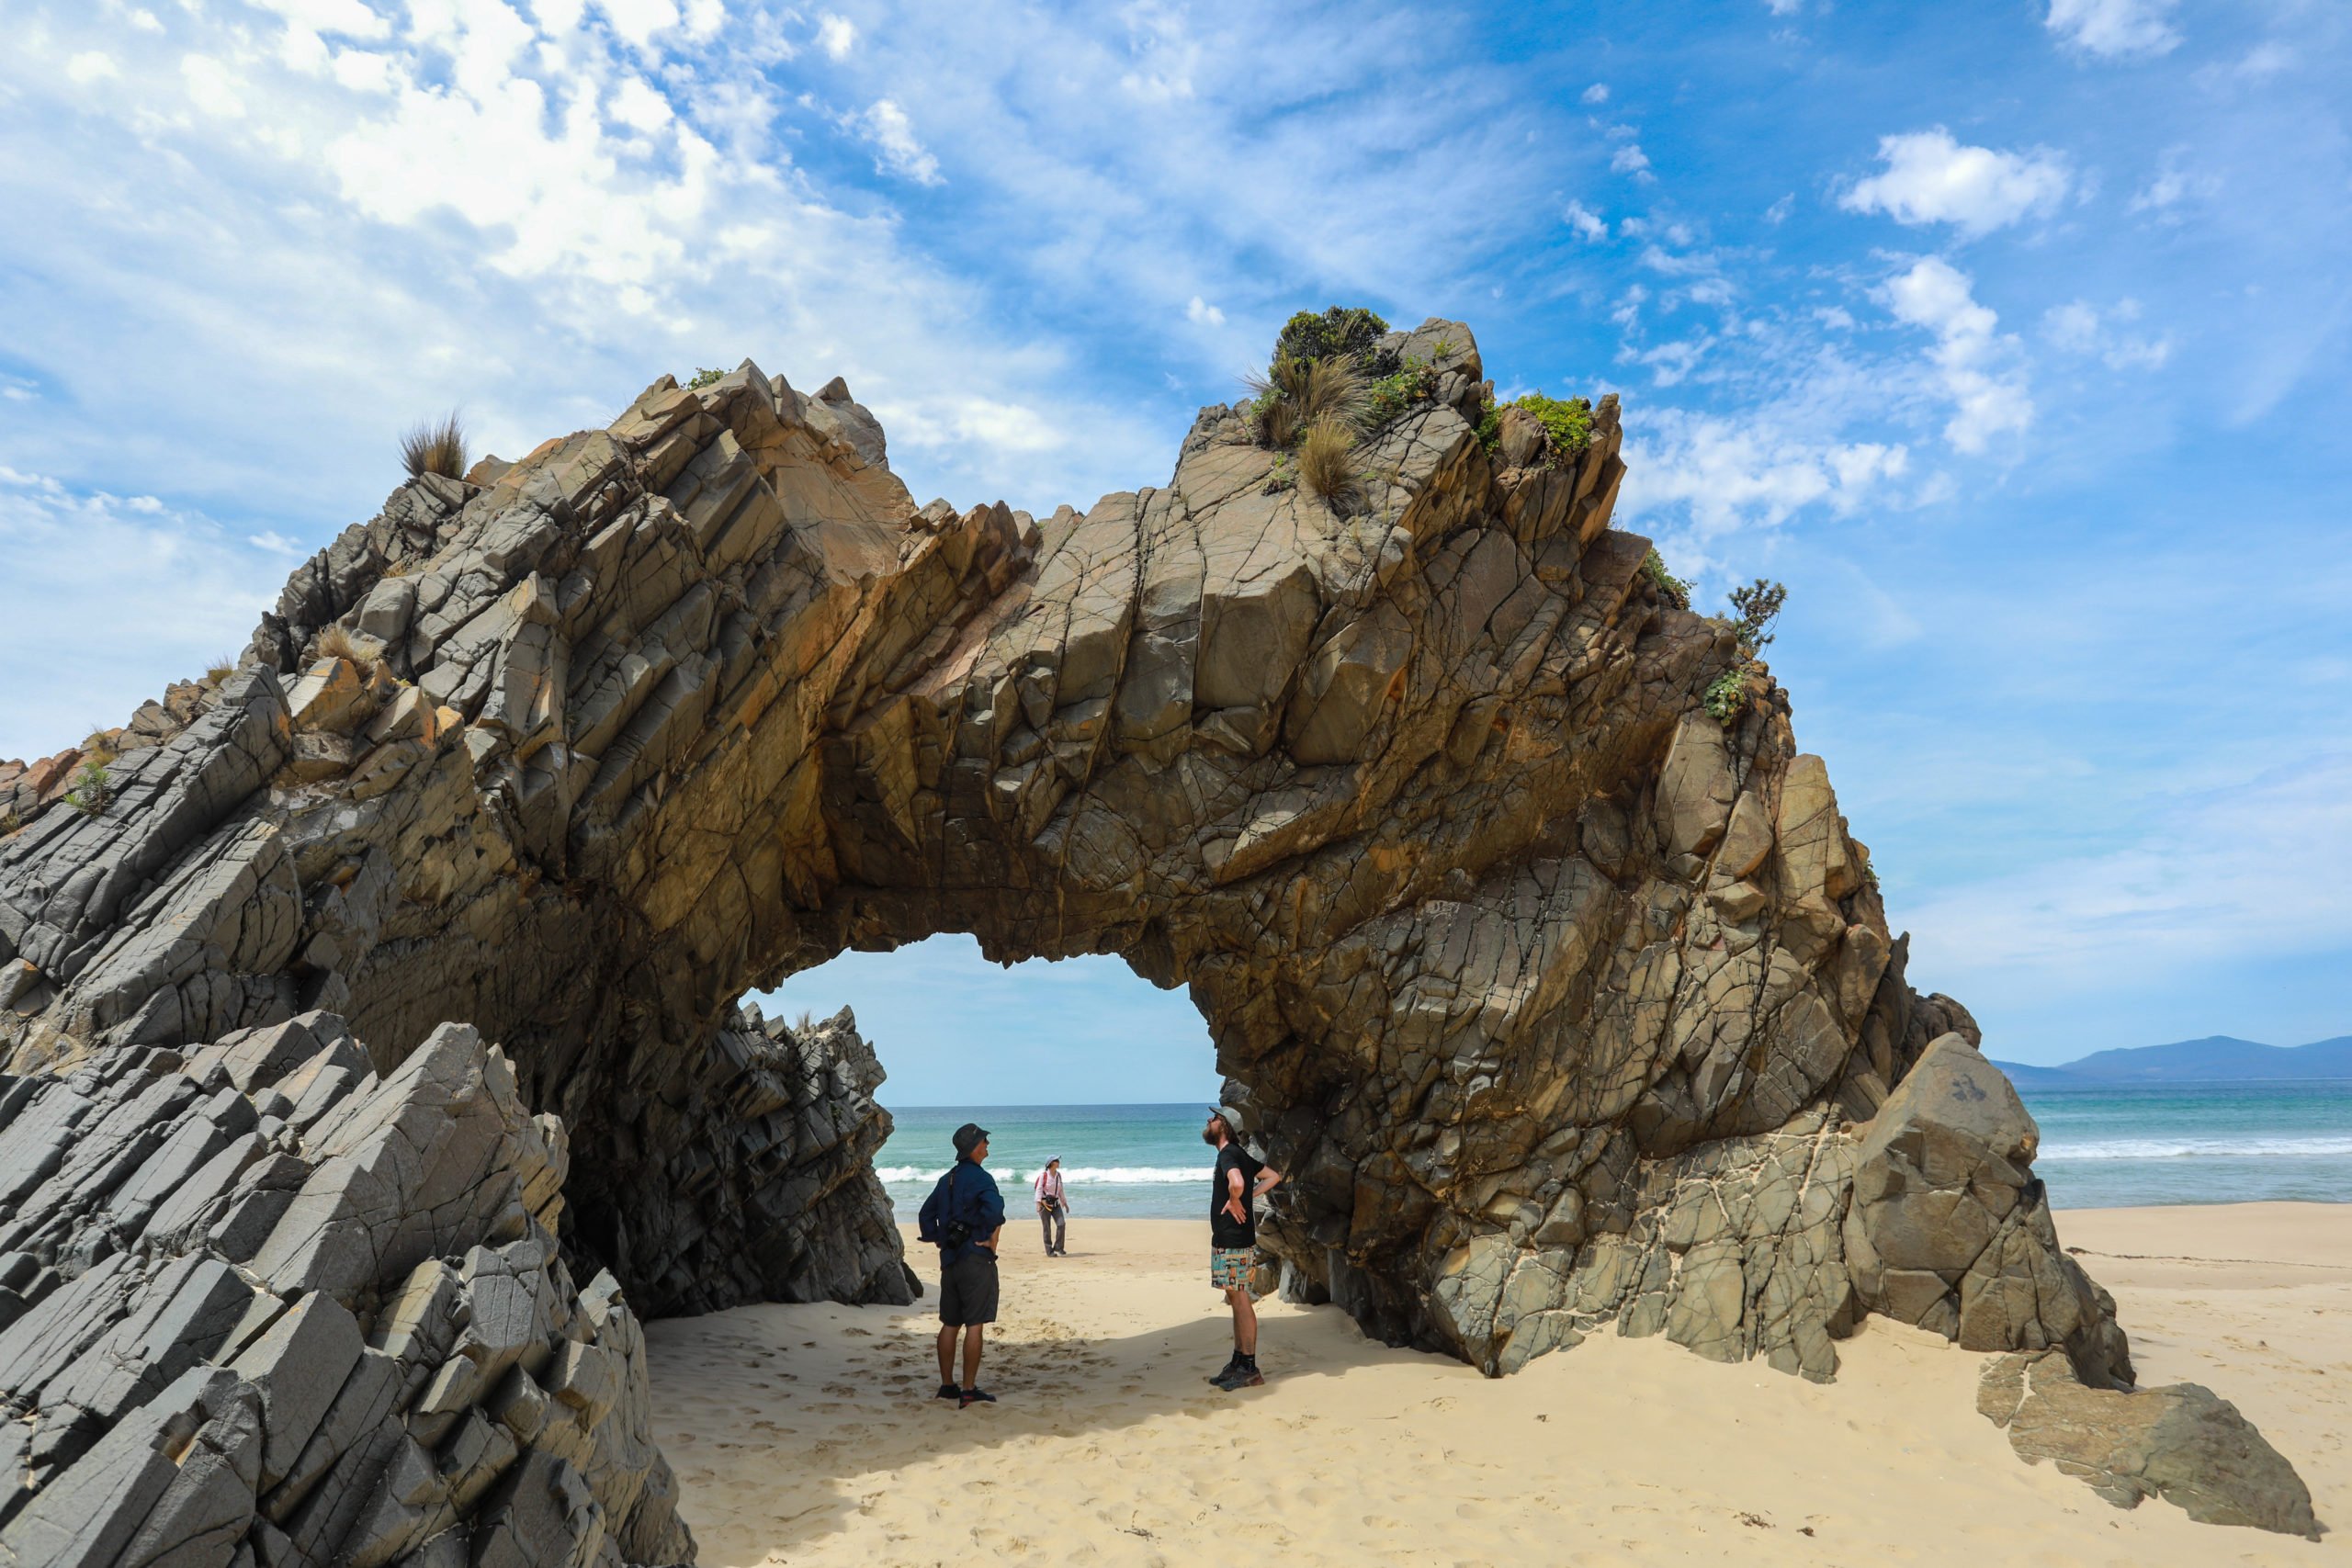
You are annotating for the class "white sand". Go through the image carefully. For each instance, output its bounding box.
[644,1205,2352,1565]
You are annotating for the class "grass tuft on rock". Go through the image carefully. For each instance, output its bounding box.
[317,623,387,674]
[1297,417,1359,506]
[400,412,469,480]
[1247,355,1369,449]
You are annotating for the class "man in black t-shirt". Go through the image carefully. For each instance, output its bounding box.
[1202,1105,1283,1390]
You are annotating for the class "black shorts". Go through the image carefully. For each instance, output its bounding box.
[939,1249,999,1326]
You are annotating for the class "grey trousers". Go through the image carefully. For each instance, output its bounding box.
[1038,1202,1065,1253]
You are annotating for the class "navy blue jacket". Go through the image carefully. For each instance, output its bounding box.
[918,1157,1005,1266]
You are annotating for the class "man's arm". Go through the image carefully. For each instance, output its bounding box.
[1221,1163,1248,1224]
[1254,1165,1284,1199]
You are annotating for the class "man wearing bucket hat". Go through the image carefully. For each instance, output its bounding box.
[916,1122,1006,1407]
[1202,1104,1283,1390]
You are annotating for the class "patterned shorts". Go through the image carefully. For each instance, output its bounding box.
[1209,1247,1259,1292]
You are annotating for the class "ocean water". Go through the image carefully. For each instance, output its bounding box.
[875,1082,2352,1224]
[2019,1080,2352,1209]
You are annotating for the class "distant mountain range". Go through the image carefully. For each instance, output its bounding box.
[1993,1035,2352,1086]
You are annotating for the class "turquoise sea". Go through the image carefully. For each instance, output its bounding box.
[876,1082,2352,1222]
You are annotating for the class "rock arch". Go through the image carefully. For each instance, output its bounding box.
[0,318,2321,1558]
[2,320,2109,1376]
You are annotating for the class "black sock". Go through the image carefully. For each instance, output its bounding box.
[1241,1353,1257,1371]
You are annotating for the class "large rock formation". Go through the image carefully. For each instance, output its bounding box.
[0,315,2318,1548]
[0,1014,693,1568]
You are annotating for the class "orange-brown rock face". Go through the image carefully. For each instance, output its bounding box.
[0,316,2321,1552]
[0,321,2105,1378]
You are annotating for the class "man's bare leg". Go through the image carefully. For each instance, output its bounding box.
[936,1324,957,1385]
[1226,1287,1258,1356]
[961,1324,985,1388]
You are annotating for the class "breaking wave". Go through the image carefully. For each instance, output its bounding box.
[876,1164,1214,1185]
[2041,1135,2352,1162]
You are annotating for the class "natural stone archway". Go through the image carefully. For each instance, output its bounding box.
[0,317,2320,1557]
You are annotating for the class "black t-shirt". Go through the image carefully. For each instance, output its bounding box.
[1210,1143,1264,1249]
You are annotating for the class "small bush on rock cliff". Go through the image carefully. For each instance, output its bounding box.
[63,761,111,816]
[400,412,469,480]
[686,367,726,389]
[1274,306,1390,370]
[1517,392,1594,457]
[1476,391,1593,466]
[1641,547,1691,609]
[1366,355,1440,426]
[1704,669,1750,725]
[1726,577,1787,656]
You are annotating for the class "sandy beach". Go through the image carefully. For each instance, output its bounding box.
[644,1205,2352,1566]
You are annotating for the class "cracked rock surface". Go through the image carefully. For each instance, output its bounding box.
[0,1013,692,1568]
[0,313,2317,1543]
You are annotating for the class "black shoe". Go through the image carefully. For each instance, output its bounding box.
[1213,1364,1265,1391]
[935,1382,960,1400]
[959,1386,997,1407]
[1206,1354,1243,1384]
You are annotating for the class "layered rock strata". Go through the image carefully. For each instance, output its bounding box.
[0,1012,692,1568]
[0,315,2317,1540]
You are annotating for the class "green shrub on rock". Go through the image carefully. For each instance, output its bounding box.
[1476,391,1593,466]
[687,367,726,389]
[1366,356,1440,426]
[64,761,111,816]
[1704,670,1749,725]
[1726,577,1787,657]
[1274,307,1390,371]
[1514,392,1593,457]
[1641,547,1691,610]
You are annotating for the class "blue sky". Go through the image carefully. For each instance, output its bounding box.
[1,0,2345,1096]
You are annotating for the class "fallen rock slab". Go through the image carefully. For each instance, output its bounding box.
[1979,1348,2323,1540]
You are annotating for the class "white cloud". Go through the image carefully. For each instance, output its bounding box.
[1908,751,2352,993]
[1764,193,1793,224]
[2043,298,2171,369]
[0,470,292,760]
[817,14,856,60]
[1840,128,2070,238]
[1185,295,1224,326]
[1117,2,1199,102]
[181,55,247,118]
[598,0,682,51]
[859,98,942,184]
[608,76,673,132]
[1882,257,2032,454]
[65,51,119,83]
[1580,83,1608,105]
[1624,411,1908,540]
[2128,146,2219,218]
[1610,142,1651,179]
[2045,0,2180,61]
[1562,199,1607,241]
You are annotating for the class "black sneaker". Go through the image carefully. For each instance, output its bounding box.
[934,1382,960,1401]
[1205,1354,1243,1384]
[1213,1364,1265,1391]
[959,1386,997,1408]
